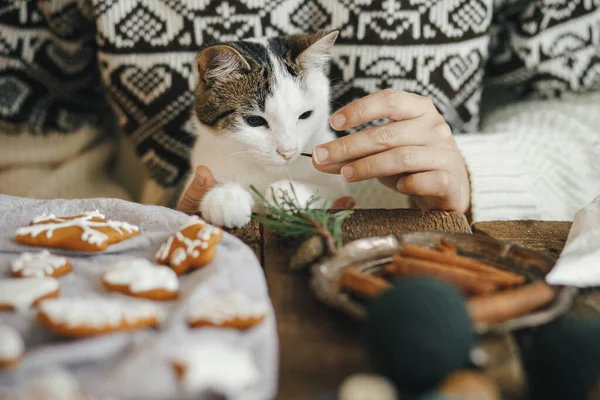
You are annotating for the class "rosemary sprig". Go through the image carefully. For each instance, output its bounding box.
[250,184,353,255]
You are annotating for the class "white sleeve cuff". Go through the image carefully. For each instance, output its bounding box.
[454,133,542,222]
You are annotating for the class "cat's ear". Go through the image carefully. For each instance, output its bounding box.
[196,45,251,83]
[295,30,339,70]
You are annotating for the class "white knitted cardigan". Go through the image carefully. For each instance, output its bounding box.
[457,91,600,222]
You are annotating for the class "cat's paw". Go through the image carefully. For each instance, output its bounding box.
[199,184,254,228]
[265,180,318,209]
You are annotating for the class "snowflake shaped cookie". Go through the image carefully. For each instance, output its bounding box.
[15,210,140,252]
[11,250,72,278]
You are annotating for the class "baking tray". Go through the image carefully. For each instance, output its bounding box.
[310,232,578,335]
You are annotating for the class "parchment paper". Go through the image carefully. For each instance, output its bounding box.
[546,194,600,287]
[0,195,278,400]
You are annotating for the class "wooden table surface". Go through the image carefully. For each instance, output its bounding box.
[230,209,578,400]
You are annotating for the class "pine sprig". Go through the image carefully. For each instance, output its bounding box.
[250,184,353,254]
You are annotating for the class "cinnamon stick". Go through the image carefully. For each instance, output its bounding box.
[384,256,497,296]
[437,239,457,255]
[399,245,525,287]
[467,281,556,324]
[340,268,391,300]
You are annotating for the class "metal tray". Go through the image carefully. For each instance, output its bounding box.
[310,232,578,335]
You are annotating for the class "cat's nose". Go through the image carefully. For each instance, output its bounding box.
[277,148,297,161]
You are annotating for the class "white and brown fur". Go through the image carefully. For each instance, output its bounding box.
[183,30,349,228]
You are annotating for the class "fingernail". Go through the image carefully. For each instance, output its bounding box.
[396,178,406,191]
[195,170,206,187]
[330,114,346,130]
[313,147,329,164]
[341,166,355,181]
[342,198,356,209]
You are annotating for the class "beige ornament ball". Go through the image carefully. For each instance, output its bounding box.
[338,373,398,400]
[438,370,501,400]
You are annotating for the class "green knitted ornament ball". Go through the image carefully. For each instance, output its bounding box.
[363,276,476,395]
[521,314,600,400]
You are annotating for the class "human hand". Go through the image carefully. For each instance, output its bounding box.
[311,89,471,213]
[177,166,356,215]
[177,166,216,214]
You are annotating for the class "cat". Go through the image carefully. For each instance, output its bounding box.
[182,30,350,228]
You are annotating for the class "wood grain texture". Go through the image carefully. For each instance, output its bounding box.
[229,213,582,399]
[342,209,471,243]
[225,220,262,263]
[262,209,471,399]
[472,220,572,258]
[264,229,367,400]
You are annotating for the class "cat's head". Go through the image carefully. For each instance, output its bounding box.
[193,31,338,166]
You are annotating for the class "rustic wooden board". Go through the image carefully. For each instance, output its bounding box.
[227,214,583,399]
[342,209,471,242]
[225,220,262,263]
[263,230,367,400]
[261,209,472,399]
[472,220,572,258]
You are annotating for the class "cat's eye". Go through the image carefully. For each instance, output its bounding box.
[299,110,313,120]
[244,115,268,127]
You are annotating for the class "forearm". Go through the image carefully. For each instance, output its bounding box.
[455,93,600,222]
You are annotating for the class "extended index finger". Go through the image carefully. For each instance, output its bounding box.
[330,89,433,131]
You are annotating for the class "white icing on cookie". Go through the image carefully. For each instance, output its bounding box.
[39,297,163,328]
[11,250,69,278]
[155,236,174,262]
[155,216,221,266]
[16,210,139,247]
[187,292,268,325]
[0,278,59,310]
[171,342,260,392]
[103,259,178,293]
[0,325,24,361]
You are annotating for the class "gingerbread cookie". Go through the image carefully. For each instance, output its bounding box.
[15,210,140,252]
[103,259,179,301]
[187,292,268,330]
[156,216,222,275]
[0,278,60,311]
[11,250,72,278]
[37,297,163,337]
[0,325,24,369]
[171,342,261,392]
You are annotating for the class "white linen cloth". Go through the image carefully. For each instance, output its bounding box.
[546,195,600,287]
[0,195,278,400]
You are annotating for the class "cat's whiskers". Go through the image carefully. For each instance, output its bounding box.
[329,84,356,88]
[187,33,348,228]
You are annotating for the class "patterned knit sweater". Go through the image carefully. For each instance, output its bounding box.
[0,0,599,222]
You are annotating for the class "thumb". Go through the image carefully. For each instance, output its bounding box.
[177,166,215,214]
[330,196,356,210]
